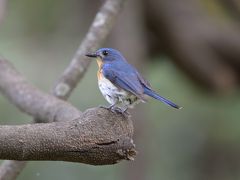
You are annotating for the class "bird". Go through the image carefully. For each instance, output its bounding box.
[86,48,181,114]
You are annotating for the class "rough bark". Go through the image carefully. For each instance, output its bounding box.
[0,108,135,165]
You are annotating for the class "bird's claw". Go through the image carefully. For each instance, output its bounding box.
[113,107,130,117]
[98,105,129,117]
[98,105,116,113]
[98,105,111,109]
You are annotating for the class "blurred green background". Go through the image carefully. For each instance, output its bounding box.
[1,0,240,180]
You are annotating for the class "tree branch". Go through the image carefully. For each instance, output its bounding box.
[0,108,136,165]
[0,57,135,176]
[0,161,26,180]
[52,0,125,100]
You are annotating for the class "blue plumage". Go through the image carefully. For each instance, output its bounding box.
[143,87,181,109]
[86,48,182,113]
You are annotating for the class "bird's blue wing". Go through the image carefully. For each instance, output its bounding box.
[102,65,145,99]
[136,71,152,89]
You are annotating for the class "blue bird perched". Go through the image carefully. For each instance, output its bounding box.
[86,48,182,114]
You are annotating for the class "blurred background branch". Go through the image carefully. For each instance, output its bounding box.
[219,0,240,21]
[144,0,240,92]
[0,58,81,122]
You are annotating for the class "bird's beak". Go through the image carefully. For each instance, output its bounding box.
[85,52,98,58]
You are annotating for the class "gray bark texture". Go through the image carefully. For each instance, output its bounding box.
[0,108,135,165]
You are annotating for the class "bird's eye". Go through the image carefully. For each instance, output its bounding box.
[102,50,108,56]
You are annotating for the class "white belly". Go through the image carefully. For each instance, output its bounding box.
[98,76,126,104]
[98,76,140,108]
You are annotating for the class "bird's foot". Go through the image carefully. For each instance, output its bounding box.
[113,107,130,118]
[98,104,116,113]
[99,105,130,117]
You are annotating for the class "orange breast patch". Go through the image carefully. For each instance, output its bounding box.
[97,69,103,80]
[96,58,104,81]
[96,58,103,68]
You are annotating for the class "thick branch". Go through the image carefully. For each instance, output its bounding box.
[0,108,136,165]
[0,54,136,165]
[0,58,81,123]
[53,0,125,100]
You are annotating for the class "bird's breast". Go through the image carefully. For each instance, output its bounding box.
[96,58,103,69]
[97,71,142,108]
[98,73,119,94]
[98,72,127,98]
[97,68,103,81]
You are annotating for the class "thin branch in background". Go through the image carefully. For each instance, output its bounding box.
[0,58,82,122]
[0,3,26,180]
[0,161,26,180]
[0,0,126,179]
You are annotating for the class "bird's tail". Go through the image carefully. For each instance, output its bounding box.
[144,88,182,109]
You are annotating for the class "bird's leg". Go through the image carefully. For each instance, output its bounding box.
[122,106,129,114]
[99,103,116,112]
[99,103,130,117]
[113,106,130,117]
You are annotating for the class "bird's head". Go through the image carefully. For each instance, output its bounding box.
[86,48,124,67]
